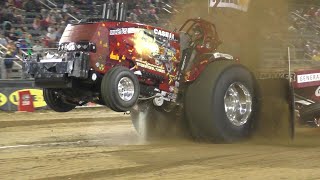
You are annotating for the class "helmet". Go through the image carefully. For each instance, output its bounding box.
[191,24,203,41]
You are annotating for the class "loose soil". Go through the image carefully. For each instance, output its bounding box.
[1,108,320,179]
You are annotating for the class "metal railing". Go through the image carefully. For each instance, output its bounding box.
[0,54,23,79]
[0,44,25,61]
[36,0,80,22]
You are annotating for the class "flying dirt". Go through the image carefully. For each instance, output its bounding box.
[1,108,320,179]
[169,0,295,141]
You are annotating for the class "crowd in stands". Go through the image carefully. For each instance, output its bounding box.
[0,0,177,58]
[289,5,320,61]
[0,0,178,78]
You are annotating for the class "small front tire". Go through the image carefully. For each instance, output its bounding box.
[43,88,76,112]
[101,66,140,112]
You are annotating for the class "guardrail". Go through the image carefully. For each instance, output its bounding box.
[0,57,23,79]
[36,0,80,22]
[0,44,24,61]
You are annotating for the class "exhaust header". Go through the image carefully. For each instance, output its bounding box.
[102,2,127,21]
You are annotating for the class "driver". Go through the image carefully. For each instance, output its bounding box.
[183,24,205,72]
[190,24,204,48]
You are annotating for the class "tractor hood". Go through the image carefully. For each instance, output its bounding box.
[58,23,109,73]
[59,24,99,43]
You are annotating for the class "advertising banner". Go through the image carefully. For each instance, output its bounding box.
[209,0,250,12]
[0,80,101,111]
[0,88,47,111]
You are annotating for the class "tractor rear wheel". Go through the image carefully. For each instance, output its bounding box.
[185,61,256,142]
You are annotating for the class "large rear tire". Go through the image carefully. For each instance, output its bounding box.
[185,61,256,142]
[101,66,140,112]
[43,88,76,112]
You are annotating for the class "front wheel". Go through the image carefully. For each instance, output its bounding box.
[43,88,76,112]
[101,66,140,112]
[185,61,256,142]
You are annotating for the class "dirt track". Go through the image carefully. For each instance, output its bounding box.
[1,108,320,180]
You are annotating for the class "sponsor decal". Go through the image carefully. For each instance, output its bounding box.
[110,28,138,35]
[9,89,47,108]
[315,86,320,97]
[257,72,295,80]
[154,29,175,40]
[0,93,8,107]
[136,59,165,73]
[99,64,105,71]
[213,52,233,60]
[297,73,320,83]
[209,0,250,11]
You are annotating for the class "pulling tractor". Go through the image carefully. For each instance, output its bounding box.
[23,3,295,142]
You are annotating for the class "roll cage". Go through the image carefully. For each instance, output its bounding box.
[179,18,221,52]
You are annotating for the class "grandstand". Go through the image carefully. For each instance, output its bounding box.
[255,2,320,70]
[1,0,320,79]
[0,0,180,79]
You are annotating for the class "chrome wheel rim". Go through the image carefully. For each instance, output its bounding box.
[118,77,135,101]
[224,82,252,126]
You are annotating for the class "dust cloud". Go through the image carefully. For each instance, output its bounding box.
[170,0,295,142]
[171,0,289,70]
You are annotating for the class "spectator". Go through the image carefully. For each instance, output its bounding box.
[6,40,18,56]
[32,40,43,52]
[45,14,56,25]
[62,2,71,13]
[23,31,33,45]
[148,4,159,24]
[3,51,14,79]
[2,21,12,32]
[17,39,29,51]
[0,34,8,47]
[128,11,139,22]
[40,8,48,19]
[23,0,40,12]
[40,16,50,31]
[5,27,18,41]
[15,27,23,37]
[46,26,58,48]
[32,17,41,30]
[312,51,320,61]
[55,26,64,40]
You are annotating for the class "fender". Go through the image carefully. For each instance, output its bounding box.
[183,52,236,82]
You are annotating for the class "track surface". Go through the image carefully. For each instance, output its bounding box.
[1,108,320,179]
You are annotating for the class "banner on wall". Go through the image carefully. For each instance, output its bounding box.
[0,88,47,111]
[0,87,100,111]
[0,80,100,111]
[209,0,250,12]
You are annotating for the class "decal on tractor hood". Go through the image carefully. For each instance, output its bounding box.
[136,59,166,73]
[154,29,175,40]
[315,86,320,97]
[213,52,233,60]
[297,73,320,83]
[110,28,138,35]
